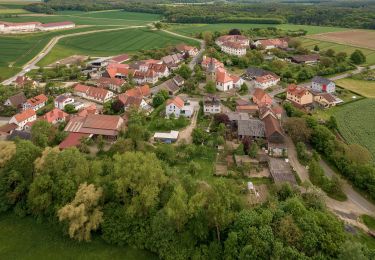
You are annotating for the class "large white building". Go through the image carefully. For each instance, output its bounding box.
[9,109,36,130]
[0,21,75,33]
[165,96,194,118]
[215,35,249,56]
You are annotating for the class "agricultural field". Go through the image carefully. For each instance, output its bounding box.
[167,23,348,36]
[0,213,157,260]
[334,98,375,161]
[0,10,160,26]
[0,26,115,80]
[38,28,200,66]
[335,78,375,98]
[307,30,375,50]
[300,38,375,65]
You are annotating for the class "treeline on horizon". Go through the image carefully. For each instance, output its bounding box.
[26,0,375,29]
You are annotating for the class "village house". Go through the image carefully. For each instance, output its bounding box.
[252,88,273,107]
[38,21,75,31]
[287,84,313,107]
[40,108,69,124]
[74,84,114,104]
[313,92,339,108]
[133,70,158,85]
[254,74,280,89]
[176,44,199,57]
[23,94,48,111]
[152,75,184,96]
[4,92,26,109]
[161,53,184,70]
[104,63,131,79]
[166,96,194,118]
[259,105,283,120]
[117,85,151,111]
[253,38,288,50]
[290,54,320,64]
[54,94,75,110]
[64,114,124,140]
[9,109,36,130]
[148,63,170,78]
[263,114,286,157]
[14,76,37,88]
[77,104,98,117]
[311,76,336,93]
[96,77,125,93]
[201,56,224,70]
[215,35,249,56]
[203,96,221,114]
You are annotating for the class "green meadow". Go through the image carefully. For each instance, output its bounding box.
[38,28,200,66]
[0,213,157,260]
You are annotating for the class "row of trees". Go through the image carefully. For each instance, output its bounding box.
[283,104,375,201]
[1,138,370,259]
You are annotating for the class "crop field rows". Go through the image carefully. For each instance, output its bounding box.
[38,28,200,66]
[334,98,375,161]
[300,38,375,65]
[0,10,161,26]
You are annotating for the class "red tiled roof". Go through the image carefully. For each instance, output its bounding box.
[216,68,233,83]
[74,84,90,93]
[59,132,89,150]
[40,108,68,123]
[263,114,283,139]
[255,74,279,83]
[14,109,36,123]
[253,88,270,101]
[176,44,196,52]
[125,85,150,97]
[148,63,168,73]
[96,77,125,88]
[25,94,48,107]
[201,57,224,68]
[167,96,184,109]
[257,38,288,48]
[287,84,309,98]
[83,114,122,130]
[109,54,129,63]
[236,105,258,113]
[78,104,97,117]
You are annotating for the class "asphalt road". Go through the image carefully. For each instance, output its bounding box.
[2,26,146,86]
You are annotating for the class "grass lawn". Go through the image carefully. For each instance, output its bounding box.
[335,78,375,98]
[362,214,375,230]
[334,98,375,161]
[167,23,347,37]
[0,213,157,260]
[38,28,200,66]
[300,37,375,65]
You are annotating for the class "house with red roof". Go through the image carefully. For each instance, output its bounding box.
[215,35,249,56]
[254,74,280,89]
[23,94,48,111]
[9,109,36,130]
[286,84,313,107]
[105,63,131,79]
[201,56,224,70]
[252,88,273,107]
[216,68,234,91]
[165,96,194,118]
[176,44,199,57]
[253,38,288,50]
[117,85,151,111]
[74,84,114,104]
[96,77,125,93]
[54,94,75,110]
[64,114,124,139]
[77,104,98,117]
[40,108,69,124]
[14,76,37,88]
[58,132,89,150]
